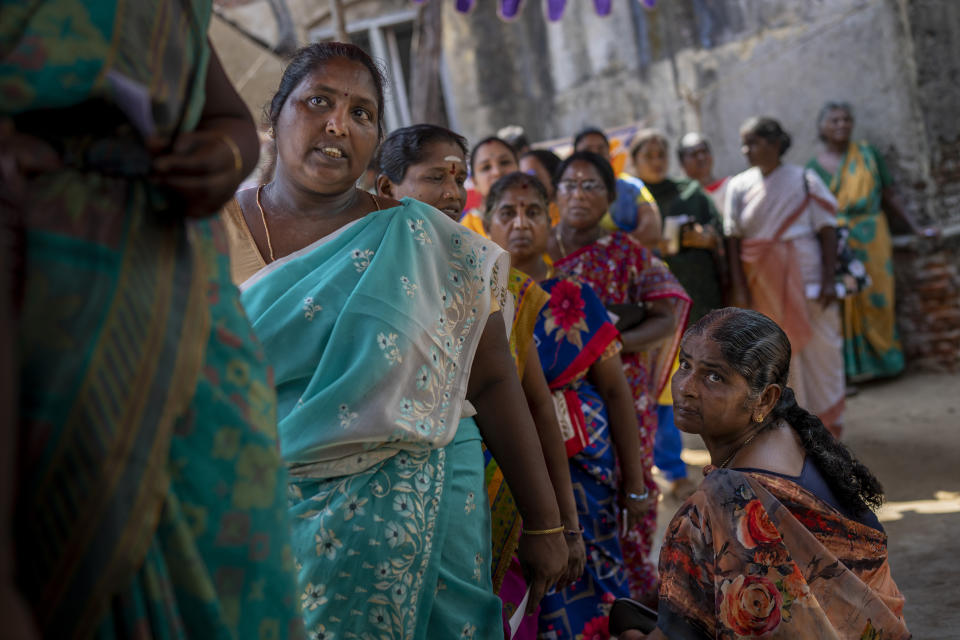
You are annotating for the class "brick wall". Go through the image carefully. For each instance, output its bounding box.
[893,232,960,372]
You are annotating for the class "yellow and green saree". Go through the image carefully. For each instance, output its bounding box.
[808,142,905,380]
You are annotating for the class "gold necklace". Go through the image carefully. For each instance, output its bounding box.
[256,184,276,262]
[718,428,764,469]
[256,186,382,264]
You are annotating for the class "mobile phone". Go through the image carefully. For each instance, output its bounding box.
[608,597,658,635]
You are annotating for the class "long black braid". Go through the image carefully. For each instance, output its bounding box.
[687,308,885,514]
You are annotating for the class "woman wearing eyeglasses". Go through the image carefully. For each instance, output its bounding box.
[549,151,691,604]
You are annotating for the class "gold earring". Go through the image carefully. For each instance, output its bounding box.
[754,414,764,423]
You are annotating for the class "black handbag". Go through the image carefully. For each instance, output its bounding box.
[606,302,647,333]
[608,597,658,635]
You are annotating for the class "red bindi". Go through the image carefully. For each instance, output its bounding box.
[450,164,457,175]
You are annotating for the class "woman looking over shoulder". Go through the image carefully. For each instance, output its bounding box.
[375,124,585,637]
[724,117,845,438]
[220,44,565,638]
[624,307,908,639]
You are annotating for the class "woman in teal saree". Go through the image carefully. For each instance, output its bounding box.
[3,1,303,637]
[224,43,567,639]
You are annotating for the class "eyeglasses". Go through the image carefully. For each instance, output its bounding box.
[557,179,606,195]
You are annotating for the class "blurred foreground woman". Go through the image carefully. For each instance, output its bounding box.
[3,1,303,637]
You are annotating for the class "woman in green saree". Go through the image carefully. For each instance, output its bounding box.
[807,101,936,382]
[2,1,303,638]
[224,43,566,639]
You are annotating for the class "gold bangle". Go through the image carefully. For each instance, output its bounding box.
[216,132,243,176]
[521,525,564,536]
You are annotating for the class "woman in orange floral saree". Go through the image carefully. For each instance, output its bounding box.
[641,308,908,640]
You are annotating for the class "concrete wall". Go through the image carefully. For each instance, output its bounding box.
[442,0,959,226]
[905,0,960,227]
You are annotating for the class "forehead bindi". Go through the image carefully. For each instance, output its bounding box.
[302,60,377,100]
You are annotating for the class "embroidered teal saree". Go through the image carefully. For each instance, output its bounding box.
[240,199,511,638]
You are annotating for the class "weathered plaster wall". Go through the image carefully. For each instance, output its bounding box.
[209,16,285,123]
[440,0,960,371]
[904,0,960,225]
[443,0,958,226]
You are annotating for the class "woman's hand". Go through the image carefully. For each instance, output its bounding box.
[630,202,663,249]
[620,480,657,529]
[557,531,586,590]
[818,269,838,309]
[150,129,246,218]
[467,317,565,612]
[146,44,259,218]
[517,530,568,613]
[0,118,61,200]
[681,223,718,250]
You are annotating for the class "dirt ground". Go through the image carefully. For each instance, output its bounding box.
[651,372,960,639]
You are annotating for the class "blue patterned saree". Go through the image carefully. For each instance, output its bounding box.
[534,278,632,639]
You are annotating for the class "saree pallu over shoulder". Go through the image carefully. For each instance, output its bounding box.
[506,267,550,377]
[658,468,909,640]
[740,238,813,353]
[241,198,510,478]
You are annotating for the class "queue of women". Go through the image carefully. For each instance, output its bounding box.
[3,22,919,640]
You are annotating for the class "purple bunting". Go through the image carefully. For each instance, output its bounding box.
[498,0,524,20]
[592,0,612,16]
[544,0,566,21]
[435,0,640,20]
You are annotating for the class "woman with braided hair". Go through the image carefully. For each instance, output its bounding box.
[621,307,908,639]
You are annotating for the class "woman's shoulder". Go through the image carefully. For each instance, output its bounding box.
[727,166,762,188]
[508,266,547,296]
[780,163,808,180]
[388,197,469,231]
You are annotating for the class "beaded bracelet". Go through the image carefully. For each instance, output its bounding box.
[521,525,564,536]
[563,525,584,538]
[626,489,650,502]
